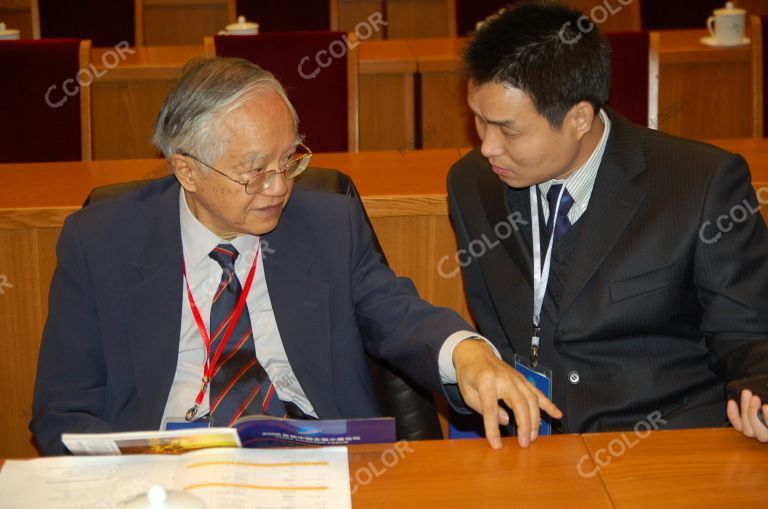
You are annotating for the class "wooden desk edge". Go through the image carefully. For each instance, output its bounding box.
[0,195,449,229]
[359,61,418,74]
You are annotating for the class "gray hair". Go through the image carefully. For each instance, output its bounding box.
[152,57,299,164]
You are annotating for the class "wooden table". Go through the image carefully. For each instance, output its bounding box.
[657,29,756,139]
[0,0,37,39]
[581,428,768,508]
[90,45,204,160]
[140,0,228,46]
[350,429,768,507]
[349,434,613,508]
[1,142,766,459]
[405,37,476,150]
[356,40,418,152]
[2,429,766,507]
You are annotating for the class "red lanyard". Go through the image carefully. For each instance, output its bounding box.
[182,239,261,421]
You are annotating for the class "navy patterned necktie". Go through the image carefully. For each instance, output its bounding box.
[207,243,286,426]
[546,184,574,241]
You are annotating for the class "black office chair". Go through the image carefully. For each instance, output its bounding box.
[82,168,444,441]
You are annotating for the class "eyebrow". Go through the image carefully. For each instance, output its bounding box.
[241,151,267,167]
[239,136,305,167]
[487,119,517,128]
[468,106,517,128]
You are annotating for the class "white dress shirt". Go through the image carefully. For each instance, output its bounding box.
[161,189,483,426]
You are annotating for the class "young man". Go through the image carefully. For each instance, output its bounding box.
[448,1,768,441]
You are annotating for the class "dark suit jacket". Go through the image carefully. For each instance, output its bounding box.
[448,110,768,433]
[32,176,470,455]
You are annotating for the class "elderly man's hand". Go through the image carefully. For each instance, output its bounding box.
[727,390,768,443]
[453,340,563,449]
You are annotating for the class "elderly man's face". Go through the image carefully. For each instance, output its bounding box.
[179,88,298,238]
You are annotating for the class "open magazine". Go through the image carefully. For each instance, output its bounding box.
[234,415,395,447]
[62,415,396,455]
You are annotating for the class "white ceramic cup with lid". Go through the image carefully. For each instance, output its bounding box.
[706,1,746,46]
[0,22,21,40]
[121,486,205,509]
[218,16,259,36]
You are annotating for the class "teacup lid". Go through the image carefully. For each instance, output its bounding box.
[715,2,746,15]
[225,15,259,32]
[121,486,205,509]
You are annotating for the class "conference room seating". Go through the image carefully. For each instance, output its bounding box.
[205,32,359,153]
[35,0,137,47]
[0,38,92,163]
[81,168,444,441]
[230,0,336,32]
[604,31,659,128]
[4,1,768,47]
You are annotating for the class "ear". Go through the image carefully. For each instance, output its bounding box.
[169,154,199,193]
[567,101,598,140]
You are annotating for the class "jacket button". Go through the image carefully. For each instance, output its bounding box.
[568,371,580,384]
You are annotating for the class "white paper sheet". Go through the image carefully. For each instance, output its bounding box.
[0,447,351,509]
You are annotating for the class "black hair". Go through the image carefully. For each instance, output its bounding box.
[463,1,611,129]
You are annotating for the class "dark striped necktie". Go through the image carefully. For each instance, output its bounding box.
[546,184,574,241]
[207,243,286,426]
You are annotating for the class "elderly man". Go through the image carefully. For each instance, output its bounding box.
[30,57,560,455]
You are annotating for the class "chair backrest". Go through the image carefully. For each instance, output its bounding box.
[231,0,333,32]
[0,38,92,163]
[35,0,136,47]
[83,169,443,441]
[206,32,359,153]
[604,31,659,128]
[753,15,765,137]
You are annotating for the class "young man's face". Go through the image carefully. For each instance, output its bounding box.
[468,81,587,188]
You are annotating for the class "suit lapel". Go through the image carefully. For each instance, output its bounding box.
[478,169,533,288]
[263,217,339,419]
[124,181,184,427]
[559,113,648,315]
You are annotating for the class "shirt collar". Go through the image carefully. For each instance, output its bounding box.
[179,187,260,270]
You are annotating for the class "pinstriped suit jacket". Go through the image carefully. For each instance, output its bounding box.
[448,110,768,433]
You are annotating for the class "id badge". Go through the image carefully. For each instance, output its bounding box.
[513,354,553,436]
[161,416,212,431]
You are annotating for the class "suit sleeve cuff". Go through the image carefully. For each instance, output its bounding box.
[438,331,501,383]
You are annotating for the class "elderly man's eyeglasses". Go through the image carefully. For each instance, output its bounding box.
[181,143,312,194]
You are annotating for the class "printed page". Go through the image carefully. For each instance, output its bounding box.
[180,447,352,509]
[0,447,351,509]
[0,454,183,509]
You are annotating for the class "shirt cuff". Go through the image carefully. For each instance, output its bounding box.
[438,331,501,383]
